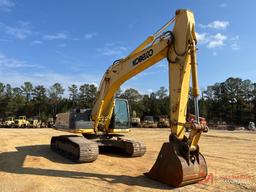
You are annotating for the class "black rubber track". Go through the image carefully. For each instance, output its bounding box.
[98,138,146,157]
[51,135,99,163]
[123,139,147,157]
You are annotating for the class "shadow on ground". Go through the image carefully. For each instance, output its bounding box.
[0,144,172,190]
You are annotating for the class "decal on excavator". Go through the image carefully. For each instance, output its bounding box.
[132,49,153,66]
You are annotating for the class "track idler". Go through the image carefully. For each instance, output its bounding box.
[146,134,207,187]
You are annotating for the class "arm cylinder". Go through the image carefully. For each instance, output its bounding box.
[190,41,200,123]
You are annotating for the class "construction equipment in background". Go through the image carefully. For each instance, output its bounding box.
[47,118,55,128]
[157,115,170,128]
[141,116,157,128]
[3,117,15,128]
[131,111,141,127]
[248,121,256,131]
[51,9,208,187]
[0,118,3,127]
[28,116,42,128]
[14,116,29,128]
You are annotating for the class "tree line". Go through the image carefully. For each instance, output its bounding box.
[0,82,97,121]
[0,77,255,125]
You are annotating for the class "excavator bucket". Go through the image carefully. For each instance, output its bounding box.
[146,135,207,187]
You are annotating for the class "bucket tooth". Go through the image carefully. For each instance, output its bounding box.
[145,135,207,187]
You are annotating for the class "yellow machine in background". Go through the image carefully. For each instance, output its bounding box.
[157,115,170,128]
[141,116,157,128]
[4,117,15,128]
[28,116,42,128]
[52,9,208,187]
[131,111,141,127]
[14,116,29,128]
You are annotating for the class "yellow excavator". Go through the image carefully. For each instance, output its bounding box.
[52,9,208,187]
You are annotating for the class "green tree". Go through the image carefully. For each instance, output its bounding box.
[5,84,12,98]
[252,83,256,122]
[4,84,14,117]
[12,87,26,115]
[32,85,47,117]
[121,88,142,102]
[21,82,33,102]
[0,83,5,117]
[48,83,65,115]
[120,88,143,116]
[79,84,97,108]
[155,86,168,100]
[68,84,78,106]
[155,86,169,116]
[0,83,5,96]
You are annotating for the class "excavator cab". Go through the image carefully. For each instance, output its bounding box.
[55,98,130,133]
[109,98,130,130]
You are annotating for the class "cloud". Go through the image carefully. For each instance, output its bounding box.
[0,22,33,39]
[17,20,30,27]
[195,32,208,44]
[230,43,240,50]
[55,50,82,66]
[197,32,225,48]
[0,71,101,96]
[0,52,41,68]
[128,21,138,29]
[136,71,156,78]
[151,60,168,71]
[0,38,10,42]
[219,3,227,8]
[97,42,128,56]
[55,50,97,72]
[0,52,100,95]
[196,32,227,49]
[0,0,14,12]
[0,23,80,42]
[209,21,229,29]
[146,89,153,93]
[0,51,100,96]
[57,43,66,48]
[196,32,240,50]
[230,35,240,50]
[207,33,227,48]
[199,20,229,30]
[31,40,43,45]
[84,32,98,40]
[43,32,68,40]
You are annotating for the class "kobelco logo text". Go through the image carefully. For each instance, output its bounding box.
[132,49,153,66]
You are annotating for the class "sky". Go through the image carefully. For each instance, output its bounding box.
[0,0,255,95]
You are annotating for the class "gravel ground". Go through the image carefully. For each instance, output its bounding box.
[0,128,255,192]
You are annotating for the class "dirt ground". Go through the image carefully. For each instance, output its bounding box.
[0,128,255,192]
